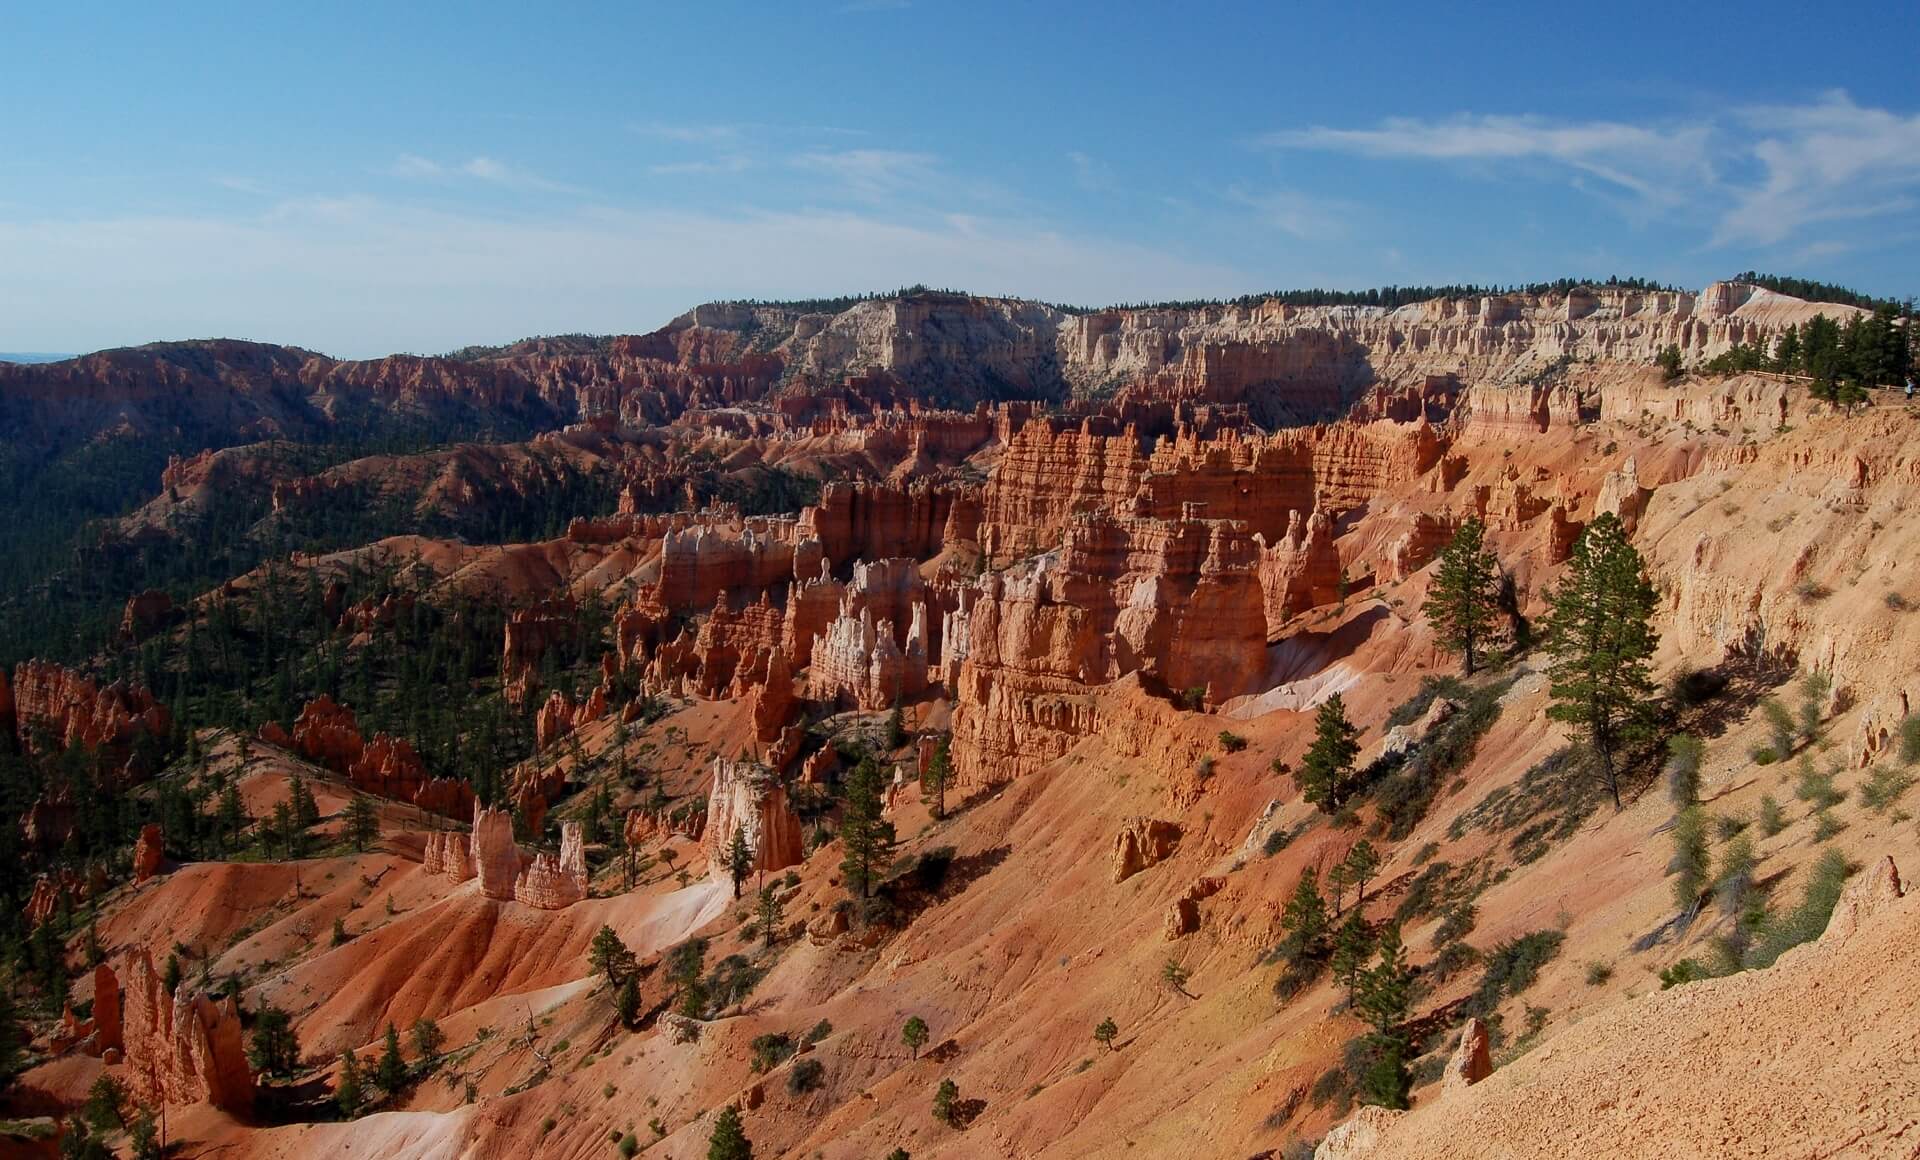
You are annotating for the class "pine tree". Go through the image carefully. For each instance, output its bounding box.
[616,974,642,1028]
[901,1015,929,1059]
[290,777,319,829]
[216,781,247,852]
[1657,344,1683,380]
[725,825,753,900]
[838,756,894,900]
[1542,513,1660,809]
[246,1003,301,1079]
[1093,1017,1118,1052]
[345,794,378,852]
[335,1049,363,1116]
[755,885,784,949]
[1341,841,1381,907]
[932,1078,959,1125]
[1354,924,1414,1110]
[707,1104,753,1160]
[411,1018,445,1061]
[1279,867,1332,961]
[1296,694,1361,814]
[924,738,951,820]
[589,924,638,987]
[374,1023,407,1093]
[1422,517,1504,675]
[1330,908,1373,1002]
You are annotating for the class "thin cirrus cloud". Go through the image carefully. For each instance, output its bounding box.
[1260,114,1712,208]
[1261,92,1920,250]
[790,149,942,202]
[0,196,1256,357]
[388,153,580,194]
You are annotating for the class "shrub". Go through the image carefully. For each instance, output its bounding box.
[1664,734,1704,807]
[1584,961,1613,986]
[1195,756,1216,781]
[787,1057,825,1095]
[1861,767,1915,813]
[1887,591,1911,612]
[1758,795,1788,836]
[1371,678,1513,840]
[703,955,766,1013]
[1218,731,1248,753]
[1463,930,1565,1018]
[1429,941,1480,984]
[1901,715,1920,764]
[803,1019,833,1045]
[1659,959,1708,989]
[1746,850,1850,969]
[1432,901,1477,947]
[617,1132,639,1158]
[1812,811,1846,842]
[1713,813,1748,841]
[1713,835,1758,917]
[749,1032,795,1073]
[933,1078,960,1124]
[1793,758,1844,809]
[1668,808,1712,910]
[1761,699,1796,757]
[1751,746,1779,766]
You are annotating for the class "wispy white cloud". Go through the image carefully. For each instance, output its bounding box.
[1259,94,1920,251]
[791,149,941,202]
[0,197,1253,357]
[649,155,754,177]
[629,122,747,144]
[1261,114,1711,207]
[1227,186,1355,240]
[1715,92,1920,246]
[388,154,579,193]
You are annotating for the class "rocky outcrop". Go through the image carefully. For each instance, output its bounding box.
[1443,1018,1493,1095]
[951,511,1265,784]
[1595,456,1653,534]
[515,822,589,909]
[807,602,928,710]
[503,602,576,706]
[472,805,521,902]
[133,823,164,883]
[1820,855,1903,947]
[119,590,174,642]
[423,828,475,882]
[1314,1105,1404,1160]
[703,758,805,881]
[118,951,254,1114]
[9,661,171,782]
[1111,818,1182,883]
[1260,509,1342,625]
[1165,876,1224,939]
[290,694,364,771]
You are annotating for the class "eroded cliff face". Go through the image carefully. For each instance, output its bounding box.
[18,281,1916,1160]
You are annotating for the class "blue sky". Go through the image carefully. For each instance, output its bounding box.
[4,2,1917,357]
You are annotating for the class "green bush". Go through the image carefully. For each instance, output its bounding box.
[1658,959,1707,989]
[1758,795,1788,836]
[1793,758,1844,809]
[1746,850,1850,969]
[1218,731,1248,753]
[1861,767,1915,813]
[787,1057,825,1095]
[1463,930,1564,1018]
[749,1032,795,1073]
[1584,962,1613,986]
